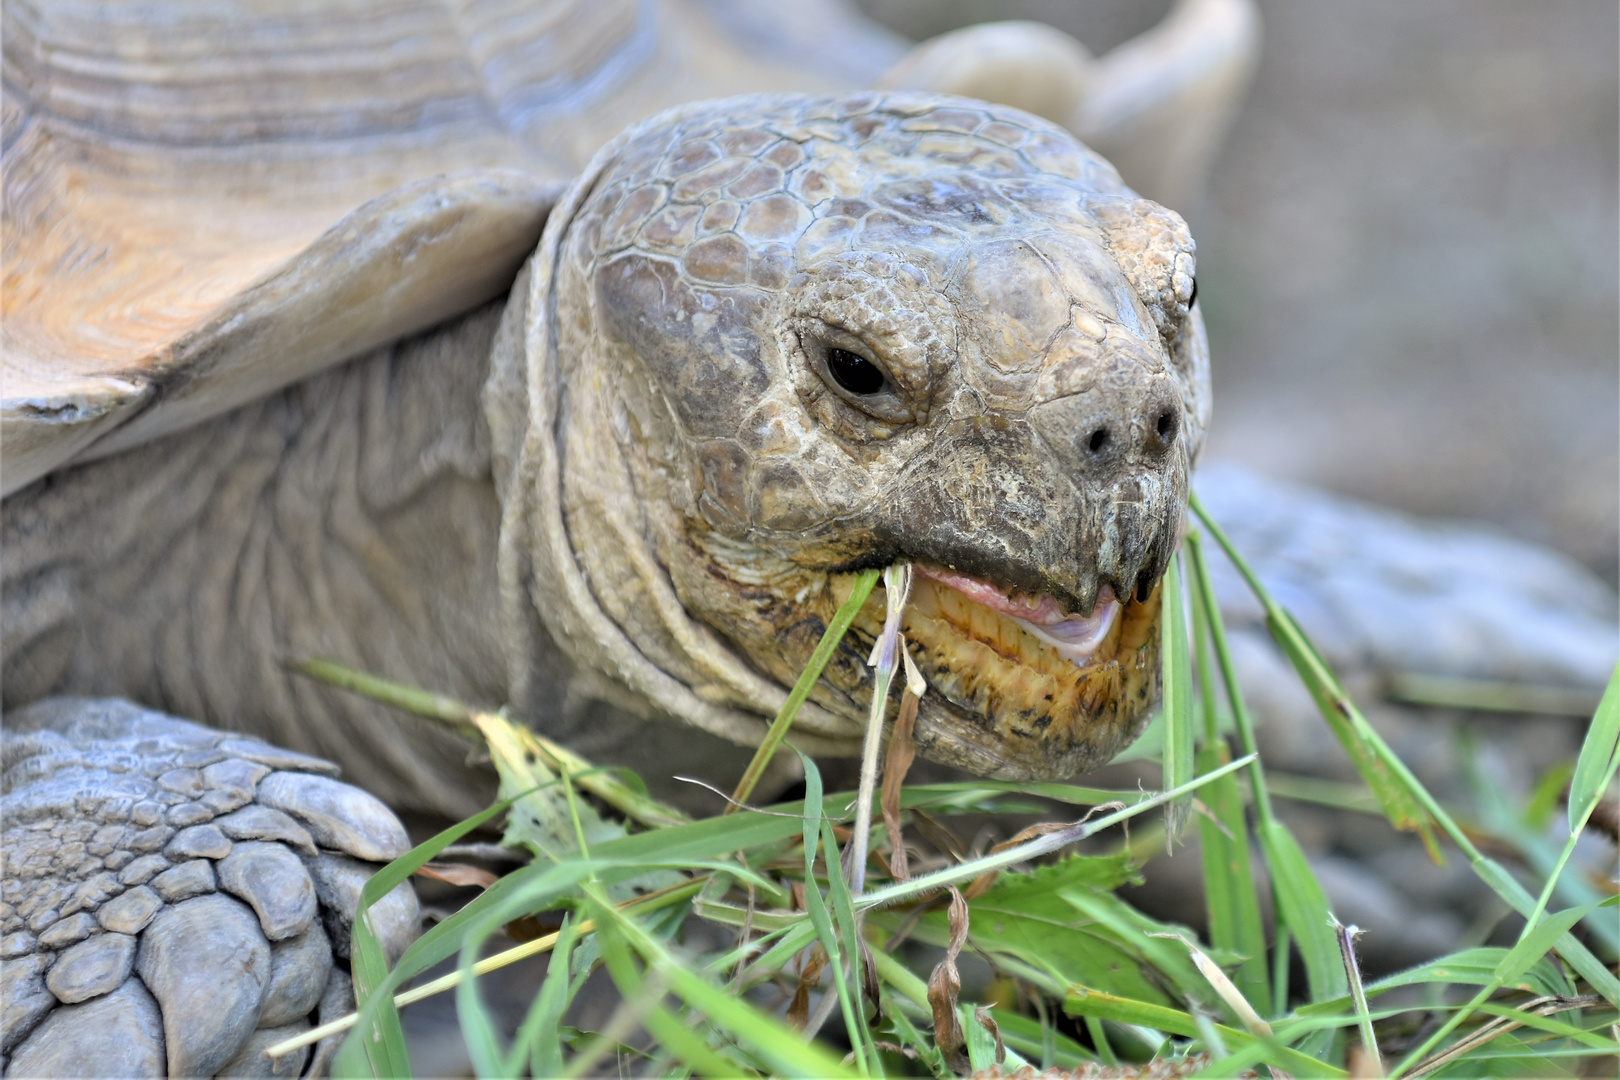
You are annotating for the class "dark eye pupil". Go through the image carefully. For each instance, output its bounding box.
[826,348,885,395]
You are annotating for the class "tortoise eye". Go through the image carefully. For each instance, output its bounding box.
[826,347,885,395]
[1187,278,1198,307]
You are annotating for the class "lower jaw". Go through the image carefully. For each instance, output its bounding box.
[839,574,1163,781]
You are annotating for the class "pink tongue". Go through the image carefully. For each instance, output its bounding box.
[914,565,1120,665]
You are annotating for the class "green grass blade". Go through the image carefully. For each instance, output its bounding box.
[333,792,520,1078]
[588,803,809,866]
[820,805,880,1073]
[510,915,582,1078]
[338,912,411,1079]
[1189,496,1620,1005]
[294,658,690,828]
[1161,551,1195,844]
[795,750,868,1068]
[328,859,603,1076]
[1568,660,1620,834]
[1183,528,1276,825]
[1495,898,1616,986]
[1197,745,1272,1017]
[593,881,860,1078]
[590,909,740,1077]
[856,753,1257,912]
[1256,817,1347,1005]
[1062,988,1343,1077]
[729,568,881,809]
[1189,542,1271,1016]
[1189,493,1434,843]
[455,905,510,1078]
[1271,925,1290,1018]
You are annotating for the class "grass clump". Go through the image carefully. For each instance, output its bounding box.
[273,494,1619,1078]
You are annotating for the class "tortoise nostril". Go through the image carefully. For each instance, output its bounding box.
[1086,428,1110,454]
[1154,409,1177,446]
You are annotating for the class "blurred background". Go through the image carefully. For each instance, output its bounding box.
[861,0,1620,585]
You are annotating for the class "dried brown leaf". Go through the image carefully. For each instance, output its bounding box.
[973,1006,1006,1066]
[859,937,883,1025]
[415,861,499,889]
[928,885,971,1075]
[787,943,828,1029]
[881,687,920,883]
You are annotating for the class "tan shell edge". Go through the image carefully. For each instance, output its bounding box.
[2,170,560,496]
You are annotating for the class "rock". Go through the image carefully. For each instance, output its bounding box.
[218,841,317,941]
[7,978,166,1078]
[137,894,271,1078]
[259,922,333,1027]
[215,806,317,856]
[44,931,135,1003]
[256,773,410,862]
[1,953,54,1053]
[151,858,216,901]
[305,853,419,963]
[96,885,162,935]
[166,822,233,860]
[216,1021,311,1077]
[37,911,98,949]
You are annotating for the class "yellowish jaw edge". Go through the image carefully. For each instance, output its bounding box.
[838,572,1163,778]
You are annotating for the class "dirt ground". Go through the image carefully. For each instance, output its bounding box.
[861,0,1620,583]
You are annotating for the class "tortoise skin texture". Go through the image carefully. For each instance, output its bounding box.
[0,3,1253,1071]
[494,93,1208,780]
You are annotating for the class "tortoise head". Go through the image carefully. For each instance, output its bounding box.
[504,92,1208,780]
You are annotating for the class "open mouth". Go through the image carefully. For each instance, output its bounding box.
[912,565,1121,667]
[838,560,1163,779]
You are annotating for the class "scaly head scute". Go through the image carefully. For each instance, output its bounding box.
[537,92,1208,779]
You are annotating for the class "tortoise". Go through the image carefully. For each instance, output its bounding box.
[0,0,1260,1074]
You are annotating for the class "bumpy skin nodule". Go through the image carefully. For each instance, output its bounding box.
[0,699,417,1077]
[493,92,1209,780]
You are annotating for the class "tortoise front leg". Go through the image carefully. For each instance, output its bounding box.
[2,698,419,1078]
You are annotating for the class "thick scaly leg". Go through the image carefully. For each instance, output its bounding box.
[2,698,419,1078]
